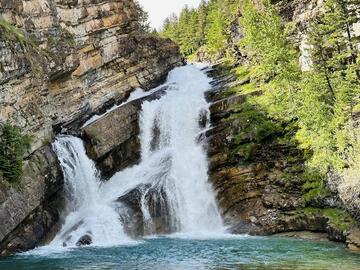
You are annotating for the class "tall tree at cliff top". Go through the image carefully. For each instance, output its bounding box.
[161,13,179,42]
[195,0,208,48]
[177,5,198,55]
[134,0,151,32]
[203,0,238,57]
[296,0,360,172]
[204,0,227,56]
[238,0,360,173]
[239,0,301,120]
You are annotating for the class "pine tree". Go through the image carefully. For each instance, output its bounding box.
[239,0,301,119]
[161,13,179,42]
[297,0,360,171]
[134,0,151,33]
[0,123,31,183]
[195,0,208,48]
[205,0,227,56]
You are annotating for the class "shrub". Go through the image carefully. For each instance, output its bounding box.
[0,123,31,183]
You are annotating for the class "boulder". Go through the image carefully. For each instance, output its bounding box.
[76,234,92,247]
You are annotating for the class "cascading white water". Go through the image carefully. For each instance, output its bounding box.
[51,64,224,247]
[137,64,223,233]
[51,136,132,247]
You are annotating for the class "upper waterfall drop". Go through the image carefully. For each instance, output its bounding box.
[51,63,224,248]
[138,64,224,233]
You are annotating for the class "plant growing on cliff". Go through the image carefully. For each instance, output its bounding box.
[239,0,301,120]
[0,19,46,77]
[0,123,31,183]
[237,0,360,175]
[0,19,25,43]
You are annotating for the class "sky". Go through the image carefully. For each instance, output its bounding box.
[138,0,202,30]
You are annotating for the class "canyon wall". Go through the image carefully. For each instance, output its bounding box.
[205,66,360,252]
[0,0,182,255]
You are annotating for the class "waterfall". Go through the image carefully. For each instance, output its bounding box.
[51,64,224,247]
[51,136,133,247]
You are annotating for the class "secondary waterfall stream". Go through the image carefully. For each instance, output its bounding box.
[51,64,224,248]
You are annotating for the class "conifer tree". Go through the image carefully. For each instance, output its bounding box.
[239,0,300,119]
[134,0,151,32]
[195,0,208,47]
[205,0,227,55]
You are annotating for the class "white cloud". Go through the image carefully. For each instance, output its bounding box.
[138,0,202,29]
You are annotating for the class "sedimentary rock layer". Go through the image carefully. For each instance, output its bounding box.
[0,0,182,255]
[205,68,360,251]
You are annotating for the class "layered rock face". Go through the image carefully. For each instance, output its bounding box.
[205,68,360,251]
[0,0,182,255]
[0,0,182,150]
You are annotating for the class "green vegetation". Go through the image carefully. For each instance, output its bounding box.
[134,0,151,32]
[161,0,360,215]
[295,0,360,173]
[228,102,283,144]
[0,19,45,77]
[237,0,360,210]
[0,123,31,183]
[303,207,355,231]
[0,19,26,43]
[227,0,359,176]
[160,0,238,58]
[161,0,360,173]
[301,169,331,202]
[323,208,355,231]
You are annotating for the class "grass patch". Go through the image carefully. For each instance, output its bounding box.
[303,207,355,231]
[0,19,46,77]
[228,103,282,144]
[0,20,25,43]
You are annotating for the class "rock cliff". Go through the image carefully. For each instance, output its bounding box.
[0,0,182,255]
[201,0,360,251]
[206,66,360,251]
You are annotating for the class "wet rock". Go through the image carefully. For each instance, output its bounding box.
[198,109,209,129]
[76,234,92,247]
[81,86,170,178]
[117,185,173,237]
[347,229,360,252]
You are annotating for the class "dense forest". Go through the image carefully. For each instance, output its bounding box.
[160,0,360,207]
[160,0,238,58]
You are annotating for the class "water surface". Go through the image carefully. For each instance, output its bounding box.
[1,236,360,270]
